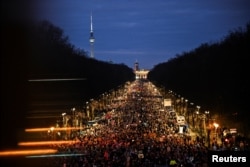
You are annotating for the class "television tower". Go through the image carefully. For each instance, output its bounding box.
[89,12,95,58]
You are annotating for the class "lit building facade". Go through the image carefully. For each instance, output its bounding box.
[134,61,149,80]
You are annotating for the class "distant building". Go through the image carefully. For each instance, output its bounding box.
[134,61,139,71]
[134,61,149,80]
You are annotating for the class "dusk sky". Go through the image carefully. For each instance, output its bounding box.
[34,0,250,69]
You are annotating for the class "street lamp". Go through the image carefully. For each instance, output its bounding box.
[50,126,55,132]
[184,99,188,116]
[71,107,76,127]
[86,102,90,118]
[49,126,55,140]
[195,106,200,130]
[213,123,219,129]
[196,106,200,112]
[181,97,184,115]
[190,102,195,127]
[204,111,210,124]
[62,112,66,127]
[213,123,219,141]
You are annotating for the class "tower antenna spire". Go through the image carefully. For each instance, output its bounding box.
[90,11,93,33]
[89,11,95,58]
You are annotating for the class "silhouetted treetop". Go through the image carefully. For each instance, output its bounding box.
[148,22,250,134]
[27,20,134,98]
[148,21,250,116]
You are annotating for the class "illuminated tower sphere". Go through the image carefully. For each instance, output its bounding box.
[89,13,95,58]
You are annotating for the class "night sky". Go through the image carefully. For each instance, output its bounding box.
[1,0,250,154]
[13,0,250,69]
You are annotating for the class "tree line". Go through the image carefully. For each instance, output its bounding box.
[1,19,134,149]
[148,22,250,135]
[28,20,135,99]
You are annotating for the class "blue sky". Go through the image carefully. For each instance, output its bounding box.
[34,0,250,69]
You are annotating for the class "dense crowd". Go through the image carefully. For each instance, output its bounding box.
[44,80,247,167]
[47,124,208,167]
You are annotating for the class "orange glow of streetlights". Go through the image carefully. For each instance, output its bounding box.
[213,123,219,129]
[0,149,57,157]
[25,127,83,132]
[18,140,78,147]
[213,122,219,140]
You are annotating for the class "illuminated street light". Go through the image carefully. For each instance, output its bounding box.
[50,126,55,132]
[195,106,200,129]
[190,102,195,127]
[213,123,219,129]
[48,126,55,140]
[71,107,76,127]
[196,106,200,112]
[62,113,66,127]
[204,111,210,123]
[213,123,219,140]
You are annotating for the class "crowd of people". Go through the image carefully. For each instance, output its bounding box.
[47,128,208,167]
[43,80,243,167]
